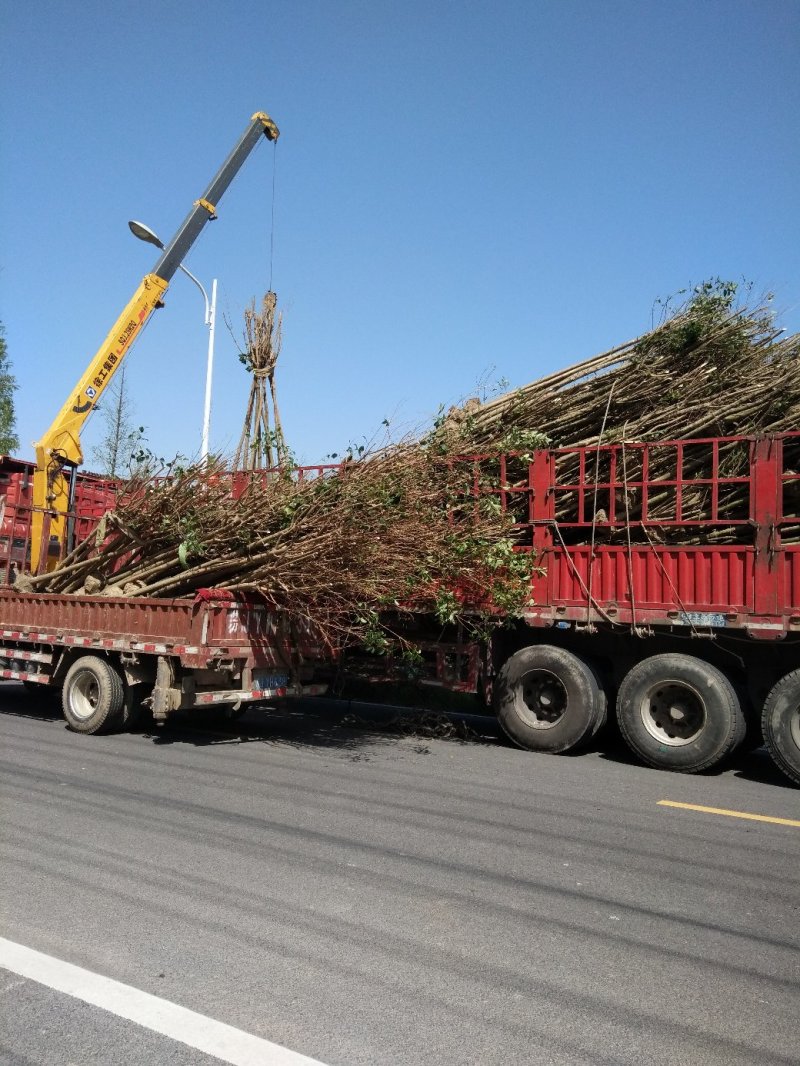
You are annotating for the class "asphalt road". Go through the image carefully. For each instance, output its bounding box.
[1,684,799,1066]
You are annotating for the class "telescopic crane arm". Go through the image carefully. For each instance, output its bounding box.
[31,111,279,572]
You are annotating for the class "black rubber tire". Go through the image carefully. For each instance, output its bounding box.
[587,662,609,738]
[494,645,605,753]
[62,656,125,735]
[761,669,800,787]
[616,654,746,773]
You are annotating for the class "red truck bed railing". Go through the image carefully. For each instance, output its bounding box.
[465,431,800,637]
[0,587,327,673]
[3,434,798,637]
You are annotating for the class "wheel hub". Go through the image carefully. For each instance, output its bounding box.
[69,671,101,721]
[520,670,568,729]
[641,681,706,746]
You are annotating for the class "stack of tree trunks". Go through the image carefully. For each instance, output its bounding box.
[445,286,800,544]
[27,285,799,634]
[462,296,798,449]
[23,446,533,651]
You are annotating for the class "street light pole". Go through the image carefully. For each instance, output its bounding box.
[201,279,217,461]
[128,220,216,460]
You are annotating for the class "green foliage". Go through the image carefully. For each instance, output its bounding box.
[487,547,538,617]
[356,608,392,655]
[0,322,19,454]
[652,277,744,323]
[434,589,460,625]
[636,278,773,377]
[176,515,205,560]
[250,426,296,470]
[326,440,366,461]
[397,645,425,680]
[479,495,503,518]
[494,426,551,459]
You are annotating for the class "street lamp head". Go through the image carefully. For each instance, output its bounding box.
[128,220,165,249]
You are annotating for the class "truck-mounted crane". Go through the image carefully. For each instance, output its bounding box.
[31,110,280,571]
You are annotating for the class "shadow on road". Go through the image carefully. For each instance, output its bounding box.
[142,698,503,759]
[731,748,795,788]
[594,721,793,789]
[3,682,796,787]
[0,684,62,723]
[154,698,796,788]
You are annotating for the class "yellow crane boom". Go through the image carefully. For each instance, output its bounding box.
[31,111,279,572]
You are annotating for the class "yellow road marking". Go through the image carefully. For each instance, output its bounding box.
[658,800,800,828]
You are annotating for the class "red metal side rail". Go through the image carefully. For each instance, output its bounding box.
[469,432,800,640]
[0,587,328,671]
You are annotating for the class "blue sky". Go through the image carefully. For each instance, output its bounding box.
[2,0,798,468]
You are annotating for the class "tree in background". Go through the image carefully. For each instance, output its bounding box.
[90,364,146,477]
[0,322,19,454]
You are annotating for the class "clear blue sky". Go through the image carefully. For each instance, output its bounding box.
[2,0,798,467]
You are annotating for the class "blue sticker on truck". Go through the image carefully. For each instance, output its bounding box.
[254,674,289,690]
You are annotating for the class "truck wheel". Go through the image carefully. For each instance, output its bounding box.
[761,670,800,786]
[62,656,125,735]
[616,654,745,773]
[494,645,605,753]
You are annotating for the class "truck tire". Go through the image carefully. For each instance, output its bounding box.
[62,656,125,735]
[761,670,800,787]
[616,654,745,773]
[494,645,605,753]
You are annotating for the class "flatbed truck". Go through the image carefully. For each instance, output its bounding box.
[1,430,798,786]
[0,584,327,733]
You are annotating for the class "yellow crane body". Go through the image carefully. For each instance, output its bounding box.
[30,111,279,572]
[31,274,168,569]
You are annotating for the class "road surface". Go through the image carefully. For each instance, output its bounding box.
[1,685,798,1065]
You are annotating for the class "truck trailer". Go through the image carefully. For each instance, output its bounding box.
[1,430,798,786]
[346,429,800,785]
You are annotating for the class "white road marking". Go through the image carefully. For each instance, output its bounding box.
[0,937,328,1066]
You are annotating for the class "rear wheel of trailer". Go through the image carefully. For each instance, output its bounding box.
[761,670,800,786]
[616,653,746,773]
[494,644,606,753]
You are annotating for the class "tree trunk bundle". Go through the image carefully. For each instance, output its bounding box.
[28,447,534,651]
[443,287,799,543]
[233,291,288,470]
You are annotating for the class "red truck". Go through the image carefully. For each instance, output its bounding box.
[1,432,799,786]
[347,429,800,786]
[0,458,329,733]
[451,429,800,786]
